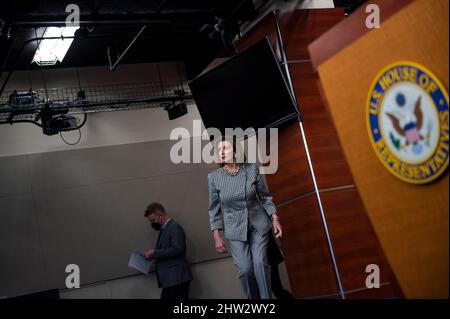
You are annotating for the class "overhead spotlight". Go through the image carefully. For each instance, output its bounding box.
[39,105,82,136]
[8,89,40,108]
[164,102,187,120]
[72,90,87,105]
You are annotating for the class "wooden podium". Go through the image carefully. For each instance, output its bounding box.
[310,0,449,298]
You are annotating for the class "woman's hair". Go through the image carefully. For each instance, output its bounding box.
[216,135,246,167]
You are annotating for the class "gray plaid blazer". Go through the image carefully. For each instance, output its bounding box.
[207,163,277,241]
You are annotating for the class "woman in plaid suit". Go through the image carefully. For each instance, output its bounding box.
[207,138,282,299]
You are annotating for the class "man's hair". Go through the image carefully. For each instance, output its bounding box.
[144,202,166,217]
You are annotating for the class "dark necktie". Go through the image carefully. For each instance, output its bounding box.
[155,227,164,249]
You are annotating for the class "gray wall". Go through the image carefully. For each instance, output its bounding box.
[0,137,291,298]
[0,138,217,296]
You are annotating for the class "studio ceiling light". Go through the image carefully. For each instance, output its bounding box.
[32,26,79,66]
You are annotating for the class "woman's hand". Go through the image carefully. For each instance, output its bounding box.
[271,214,283,239]
[215,237,228,254]
[213,229,228,254]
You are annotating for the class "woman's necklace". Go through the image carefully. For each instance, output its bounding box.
[223,164,240,176]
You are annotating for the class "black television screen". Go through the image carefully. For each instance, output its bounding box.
[188,37,298,135]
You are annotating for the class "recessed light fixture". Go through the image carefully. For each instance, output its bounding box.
[32,26,79,66]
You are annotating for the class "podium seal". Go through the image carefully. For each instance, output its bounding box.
[367,62,449,184]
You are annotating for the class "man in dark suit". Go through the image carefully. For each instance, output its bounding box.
[143,202,193,300]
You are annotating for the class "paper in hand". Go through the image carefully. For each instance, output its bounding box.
[128,249,154,274]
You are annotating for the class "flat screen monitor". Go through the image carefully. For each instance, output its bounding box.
[188,37,298,136]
